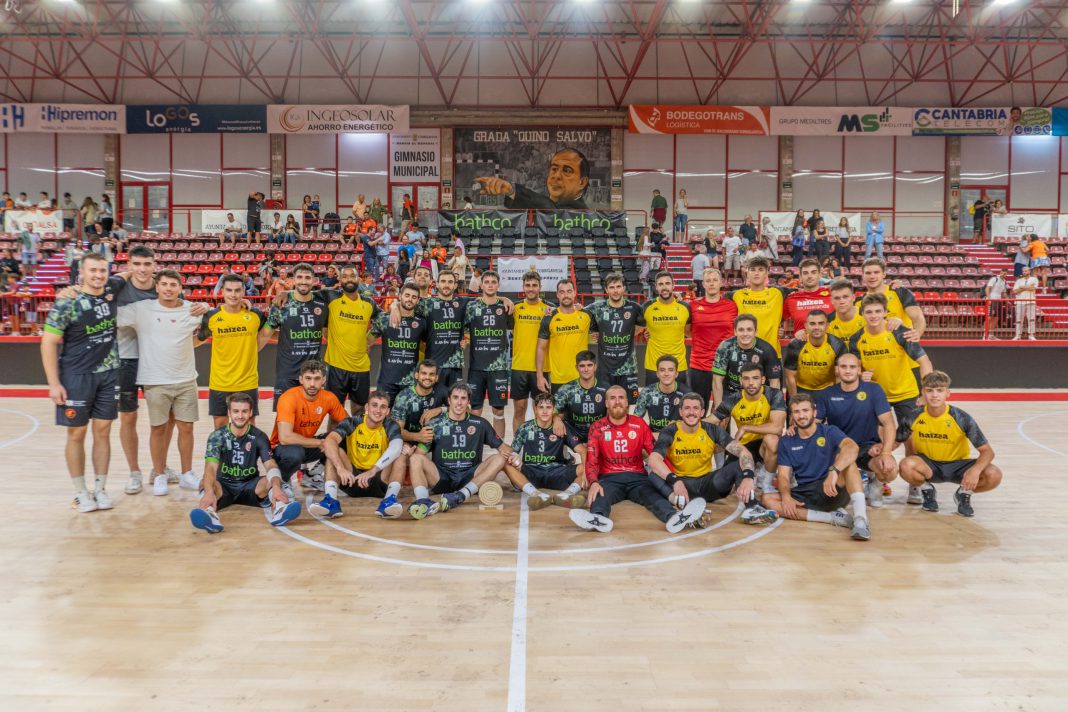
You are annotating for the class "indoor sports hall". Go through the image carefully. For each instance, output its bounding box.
[1,2,1067,711]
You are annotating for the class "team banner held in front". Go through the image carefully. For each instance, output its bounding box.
[990,214,1055,240]
[496,256,570,292]
[3,210,65,233]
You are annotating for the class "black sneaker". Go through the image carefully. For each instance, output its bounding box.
[921,485,939,512]
[954,488,974,517]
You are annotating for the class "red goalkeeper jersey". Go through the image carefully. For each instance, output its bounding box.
[783,288,834,328]
[585,415,654,482]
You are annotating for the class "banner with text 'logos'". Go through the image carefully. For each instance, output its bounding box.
[267,105,408,134]
[126,105,266,134]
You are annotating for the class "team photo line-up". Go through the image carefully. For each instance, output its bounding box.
[41,245,1003,540]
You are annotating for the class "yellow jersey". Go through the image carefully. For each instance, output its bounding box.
[782,335,847,392]
[731,286,789,356]
[335,415,402,471]
[712,386,787,445]
[642,298,691,371]
[538,308,592,384]
[512,299,554,371]
[652,421,733,478]
[847,326,926,403]
[827,310,866,341]
[857,286,918,328]
[199,307,265,392]
[321,291,379,373]
[905,405,987,462]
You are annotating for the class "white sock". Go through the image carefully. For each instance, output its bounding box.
[325,481,339,499]
[414,486,429,500]
[462,482,479,499]
[93,475,107,494]
[386,481,401,497]
[850,492,867,522]
[71,476,88,494]
[522,483,538,497]
[805,509,836,525]
[563,483,581,496]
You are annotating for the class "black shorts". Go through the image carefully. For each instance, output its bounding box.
[217,477,268,510]
[725,439,764,466]
[522,463,578,491]
[326,365,370,407]
[430,465,478,494]
[918,456,976,484]
[596,372,640,403]
[855,442,880,472]
[375,379,404,405]
[248,217,261,233]
[510,370,547,401]
[563,421,591,448]
[339,466,389,498]
[789,479,850,512]
[687,369,713,409]
[438,367,463,391]
[891,399,922,443]
[118,358,142,413]
[272,375,301,411]
[468,369,509,410]
[649,460,747,503]
[56,369,120,427]
[208,388,260,417]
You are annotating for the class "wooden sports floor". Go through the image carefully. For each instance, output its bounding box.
[0,396,1066,712]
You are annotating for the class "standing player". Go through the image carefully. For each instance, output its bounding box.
[406,269,469,389]
[782,310,847,397]
[536,279,592,395]
[259,262,328,410]
[764,394,870,541]
[688,268,739,410]
[642,272,691,387]
[782,258,834,332]
[320,264,381,415]
[825,278,866,341]
[371,283,428,402]
[270,360,348,493]
[898,371,1002,517]
[713,363,786,492]
[859,258,926,338]
[198,274,267,429]
[633,355,685,433]
[711,314,782,411]
[552,351,607,462]
[504,392,587,510]
[582,273,644,402]
[309,392,407,519]
[389,359,448,484]
[407,383,513,517]
[570,386,706,534]
[188,393,301,534]
[647,393,777,525]
[41,253,125,513]
[510,271,554,432]
[729,256,790,356]
[410,264,433,299]
[465,270,513,438]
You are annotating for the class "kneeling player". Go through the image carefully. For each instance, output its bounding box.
[647,393,777,525]
[189,393,301,534]
[309,392,405,519]
[570,386,705,534]
[898,371,1002,517]
[713,363,786,490]
[763,394,871,541]
[504,392,587,510]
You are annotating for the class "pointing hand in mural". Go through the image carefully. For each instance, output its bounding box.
[474,176,515,199]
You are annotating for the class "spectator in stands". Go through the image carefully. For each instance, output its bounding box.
[282,215,300,244]
[14,192,31,209]
[807,209,823,250]
[651,189,668,226]
[396,246,411,282]
[637,227,656,288]
[370,197,387,226]
[221,212,244,247]
[991,199,1007,218]
[674,189,689,241]
[0,272,19,295]
[971,196,988,242]
[267,212,284,244]
[37,192,51,209]
[18,222,40,278]
[88,227,119,268]
[790,223,807,266]
[381,264,402,293]
[756,216,776,261]
[266,267,293,300]
[405,221,426,254]
[821,257,844,284]
[722,227,743,277]
[302,195,319,237]
[688,227,706,253]
[741,241,765,270]
[358,270,376,298]
[358,210,376,236]
[791,209,806,239]
[1,249,19,277]
[1013,235,1030,278]
[79,197,98,235]
[340,216,358,246]
[739,215,757,247]
[833,217,852,269]
[60,193,77,232]
[428,238,448,279]
[812,218,831,262]
[98,195,114,234]
[469,266,483,295]
[64,238,86,285]
[984,268,1009,339]
[375,225,392,277]
[864,211,885,259]
[447,245,469,286]
[702,229,720,269]
[352,194,367,221]
[361,229,378,278]
[247,191,264,245]
[1013,265,1039,340]
[400,193,416,235]
[462,196,474,210]
[321,265,339,288]
[691,244,711,297]
[1026,234,1051,289]
[0,192,12,216]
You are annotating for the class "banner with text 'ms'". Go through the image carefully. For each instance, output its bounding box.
[496,256,570,292]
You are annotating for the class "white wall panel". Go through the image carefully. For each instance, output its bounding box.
[120,135,169,181]
[624,133,673,170]
[792,172,842,212]
[1060,175,1068,213]
[223,169,270,209]
[222,134,269,168]
[960,136,1009,184]
[172,135,221,207]
[57,134,104,169]
[676,134,725,207]
[794,137,843,172]
[59,170,106,210]
[286,135,336,169]
[338,132,388,212]
[896,137,945,172]
[1009,136,1059,210]
[726,171,778,224]
[286,171,336,214]
[729,135,778,170]
[895,174,944,213]
[9,134,56,196]
[895,215,944,236]
[844,137,893,209]
[622,170,672,230]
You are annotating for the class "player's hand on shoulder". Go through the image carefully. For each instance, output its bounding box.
[188,301,210,317]
[861,370,873,382]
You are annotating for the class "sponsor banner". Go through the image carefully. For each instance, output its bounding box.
[628,105,771,135]
[267,105,408,134]
[991,213,1054,240]
[390,130,441,181]
[0,104,125,133]
[912,107,1052,136]
[436,209,529,232]
[455,128,613,210]
[4,210,65,233]
[497,256,570,292]
[534,210,626,232]
[1054,108,1068,137]
[200,208,303,232]
[770,107,913,136]
[758,211,863,237]
[126,105,266,134]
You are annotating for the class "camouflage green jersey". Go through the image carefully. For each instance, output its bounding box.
[511,419,580,467]
[634,382,685,433]
[266,293,328,385]
[391,382,449,432]
[44,276,126,374]
[582,298,645,376]
[416,295,471,370]
[371,311,429,387]
[205,424,273,483]
[425,412,503,475]
[465,298,513,371]
[553,379,608,439]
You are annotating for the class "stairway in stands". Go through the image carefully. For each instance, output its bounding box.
[664,243,697,292]
[24,253,65,295]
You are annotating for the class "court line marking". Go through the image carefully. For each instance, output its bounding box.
[0,408,40,450]
[304,494,744,556]
[507,497,530,712]
[1016,411,1068,458]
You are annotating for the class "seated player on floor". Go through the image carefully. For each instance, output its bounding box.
[713,363,787,493]
[504,392,587,510]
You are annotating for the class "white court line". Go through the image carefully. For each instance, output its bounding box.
[0,408,40,450]
[507,496,530,712]
[1016,411,1068,458]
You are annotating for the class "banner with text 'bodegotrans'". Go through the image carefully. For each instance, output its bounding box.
[628,106,771,135]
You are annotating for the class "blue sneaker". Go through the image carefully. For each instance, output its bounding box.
[408,498,439,520]
[309,494,343,518]
[376,494,403,519]
[438,491,467,513]
[190,507,224,534]
[270,500,302,527]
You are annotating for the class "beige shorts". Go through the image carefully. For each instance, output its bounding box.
[143,380,200,426]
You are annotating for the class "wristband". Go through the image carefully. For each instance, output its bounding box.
[665,474,679,486]
[266,467,282,483]
[741,469,756,481]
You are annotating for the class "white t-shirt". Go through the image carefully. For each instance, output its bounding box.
[985,276,1007,299]
[691,253,710,280]
[117,300,202,385]
[225,220,243,232]
[1014,276,1039,302]
[675,198,687,214]
[722,235,742,257]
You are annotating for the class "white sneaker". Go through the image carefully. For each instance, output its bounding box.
[281,481,295,500]
[165,467,179,484]
[94,490,114,510]
[152,473,169,496]
[864,476,884,509]
[178,470,201,491]
[666,498,707,533]
[907,485,923,505]
[569,508,614,533]
[73,491,98,513]
[125,472,143,495]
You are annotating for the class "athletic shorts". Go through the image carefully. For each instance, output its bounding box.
[891,399,922,443]
[522,463,578,491]
[510,370,547,401]
[338,466,388,498]
[247,217,262,233]
[430,465,478,495]
[144,380,199,426]
[57,370,119,427]
[468,369,508,410]
[788,479,850,512]
[855,442,880,472]
[21,251,38,266]
[918,456,976,484]
[326,365,370,407]
[375,379,405,405]
[208,388,260,417]
[272,374,301,411]
[596,372,640,403]
[438,367,462,391]
[1031,256,1051,268]
[117,358,142,413]
[563,421,591,448]
[217,477,268,510]
[651,460,747,503]
[727,439,765,467]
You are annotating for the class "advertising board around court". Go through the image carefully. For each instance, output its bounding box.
[991,213,1054,240]
[912,107,1052,136]
[770,107,913,136]
[200,208,303,232]
[758,210,863,238]
[266,105,409,134]
[496,256,570,292]
[0,103,125,133]
[436,209,529,232]
[3,210,65,233]
[628,105,771,135]
[126,105,266,134]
